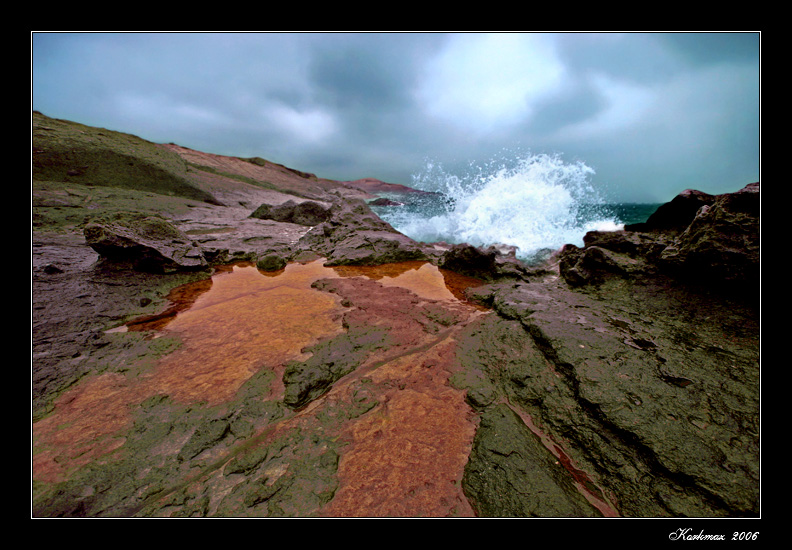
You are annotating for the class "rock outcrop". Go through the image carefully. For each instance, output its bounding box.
[463,404,602,517]
[296,198,430,265]
[368,197,404,206]
[559,182,759,298]
[625,188,717,233]
[249,199,332,226]
[658,182,759,289]
[84,213,208,273]
[458,267,758,517]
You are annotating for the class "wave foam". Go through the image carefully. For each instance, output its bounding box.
[378,152,622,262]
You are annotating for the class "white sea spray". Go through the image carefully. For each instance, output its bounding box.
[375,152,623,262]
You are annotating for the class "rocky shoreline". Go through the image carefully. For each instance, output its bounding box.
[31,112,759,518]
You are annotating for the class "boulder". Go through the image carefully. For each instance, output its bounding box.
[440,244,498,280]
[625,189,715,233]
[83,214,208,273]
[558,231,668,287]
[440,243,534,281]
[297,198,428,265]
[659,182,759,289]
[249,199,331,226]
[559,183,760,294]
[559,244,638,287]
[256,254,287,272]
[368,197,404,206]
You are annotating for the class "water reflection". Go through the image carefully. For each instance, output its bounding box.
[33,260,347,483]
[113,260,486,335]
[97,259,484,406]
[34,259,487,492]
[147,261,345,404]
[331,261,484,303]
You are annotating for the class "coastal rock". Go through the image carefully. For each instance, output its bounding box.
[658,182,759,289]
[256,254,287,272]
[83,213,208,273]
[440,244,497,280]
[455,270,759,517]
[440,243,534,281]
[625,188,716,233]
[249,199,332,226]
[558,233,663,287]
[282,275,473,410]
[462,404,601,517]
[343,177,436,195]
[368,198,404,206]
[559,183,759,293]
[297,198,428,265]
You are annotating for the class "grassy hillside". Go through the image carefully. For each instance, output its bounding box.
[32,111,221,204]
[31,112,374,209]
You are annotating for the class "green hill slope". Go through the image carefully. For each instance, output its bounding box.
[32,111,223,204]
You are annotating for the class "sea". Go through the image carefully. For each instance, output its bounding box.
[369,153,661,265]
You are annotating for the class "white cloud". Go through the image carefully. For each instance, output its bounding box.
[265,103,338,144]
[416,33,566,133]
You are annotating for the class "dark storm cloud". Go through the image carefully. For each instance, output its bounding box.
[31,32,760,203]
[525,79,610,136]
[658,32,760,66]
[306,33,438,110]
[300,34,450,164]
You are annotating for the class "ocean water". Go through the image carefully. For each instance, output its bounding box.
[370,153,661,264]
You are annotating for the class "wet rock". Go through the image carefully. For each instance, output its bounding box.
[320,231,427,266]
[559,183,760,294]
[462,404,601,517]
[249,199,332,226]
[559,221,673,287]
[84,213,208,273]
[178,418,231,462]
[256,254,287,272]
[282,326,389,410]
[439,244,497,280]
[452,265,760,517]
[558,243,653,287]
[439,242,534,281]
[368,197,403,206]
[297,198,428,265]
[659,182,760,289]
[625,188,716,233]
[464,384,497,410]
[215,425,341,517]
[283,275,471,410]
[483,243,518,257]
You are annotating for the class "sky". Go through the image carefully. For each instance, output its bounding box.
[31,32,760,203]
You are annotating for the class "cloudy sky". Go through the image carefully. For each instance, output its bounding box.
[31,32,760,203]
